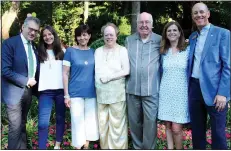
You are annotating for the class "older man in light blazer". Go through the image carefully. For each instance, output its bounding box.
[125,12,161,149]
[188,2,230,149]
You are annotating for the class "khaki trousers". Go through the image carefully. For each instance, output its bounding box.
[98,101,128,149]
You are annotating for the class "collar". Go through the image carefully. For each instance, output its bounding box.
[135,32,156,42]
[20,33,30,44]
[202,23,211,31]
[197,23,211,35]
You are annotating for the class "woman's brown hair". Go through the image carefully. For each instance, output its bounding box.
[160,21,186,54]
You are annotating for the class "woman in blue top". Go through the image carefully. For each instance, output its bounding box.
[158,21,190,149]
[62,24,99,149]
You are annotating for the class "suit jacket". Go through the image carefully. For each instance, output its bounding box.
[1,35,40,105]
[188,24,230,106]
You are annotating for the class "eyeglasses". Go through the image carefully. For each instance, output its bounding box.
[27,26,39,33]
[137,20,152,25]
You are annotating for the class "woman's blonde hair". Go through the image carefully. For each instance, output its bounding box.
[101,22,119,36]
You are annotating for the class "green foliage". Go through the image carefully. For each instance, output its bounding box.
[208,1,231,29]
[90,35,128,50]
[1,1,11,13]
[52,1,83,46]
[118,17,131,35]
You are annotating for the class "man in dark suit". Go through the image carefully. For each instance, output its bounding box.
[188,2,230,149]
[1,16,40,149]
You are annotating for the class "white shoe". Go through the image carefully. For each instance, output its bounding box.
[54,146,60,149]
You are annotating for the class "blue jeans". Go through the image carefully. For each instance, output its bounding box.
[38,89,66,149]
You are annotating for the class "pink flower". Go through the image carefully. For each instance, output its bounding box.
[184,146,188,149]
[226,133,231,139]
[157,123,160,128]
[33,146,37,149]
[34,141,38,145]
[94,144,98,149]
[161,124,165,129]
[46,143,50,147]
[32,138,36,143]
[64,141,70,146]
[207,139,212,144]
[163,146,167,149]
[163,133,166,139]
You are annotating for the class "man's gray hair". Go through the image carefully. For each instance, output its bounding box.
[23,16,41,26]
[136,13,153,25]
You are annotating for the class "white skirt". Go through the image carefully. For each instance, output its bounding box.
[70,97,99,148]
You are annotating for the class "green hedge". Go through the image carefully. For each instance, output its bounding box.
[90,35,128,50]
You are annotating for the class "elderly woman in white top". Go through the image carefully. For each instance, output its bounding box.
[94,23,130,149]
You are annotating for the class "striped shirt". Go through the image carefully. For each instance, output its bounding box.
[125,32,161,96]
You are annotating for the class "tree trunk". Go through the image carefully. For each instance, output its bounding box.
[131,1,140,34]
[1,1,20,39]
[84,1,89,24]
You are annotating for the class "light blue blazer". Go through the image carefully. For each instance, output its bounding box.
[188,24,230,106]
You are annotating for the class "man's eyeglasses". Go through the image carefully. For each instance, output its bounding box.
[27,26,39,33]
[137,20,152,25]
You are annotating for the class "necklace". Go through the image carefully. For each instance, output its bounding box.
[73,46,90,65]
[103,46,113,62]
[48,56,55,69]
[47,50,55,69]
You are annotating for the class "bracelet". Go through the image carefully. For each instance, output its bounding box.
[64,95,70,99]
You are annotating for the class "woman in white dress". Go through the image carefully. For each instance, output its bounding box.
[158,21,190,149]
[95,23,130,149]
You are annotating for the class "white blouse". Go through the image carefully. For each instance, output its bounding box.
[38,50,64,91]
[95,44,130,83]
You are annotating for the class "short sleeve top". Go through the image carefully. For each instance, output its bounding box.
[63,47,96,98]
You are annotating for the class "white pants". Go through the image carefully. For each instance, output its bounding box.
[70,97,99,148]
